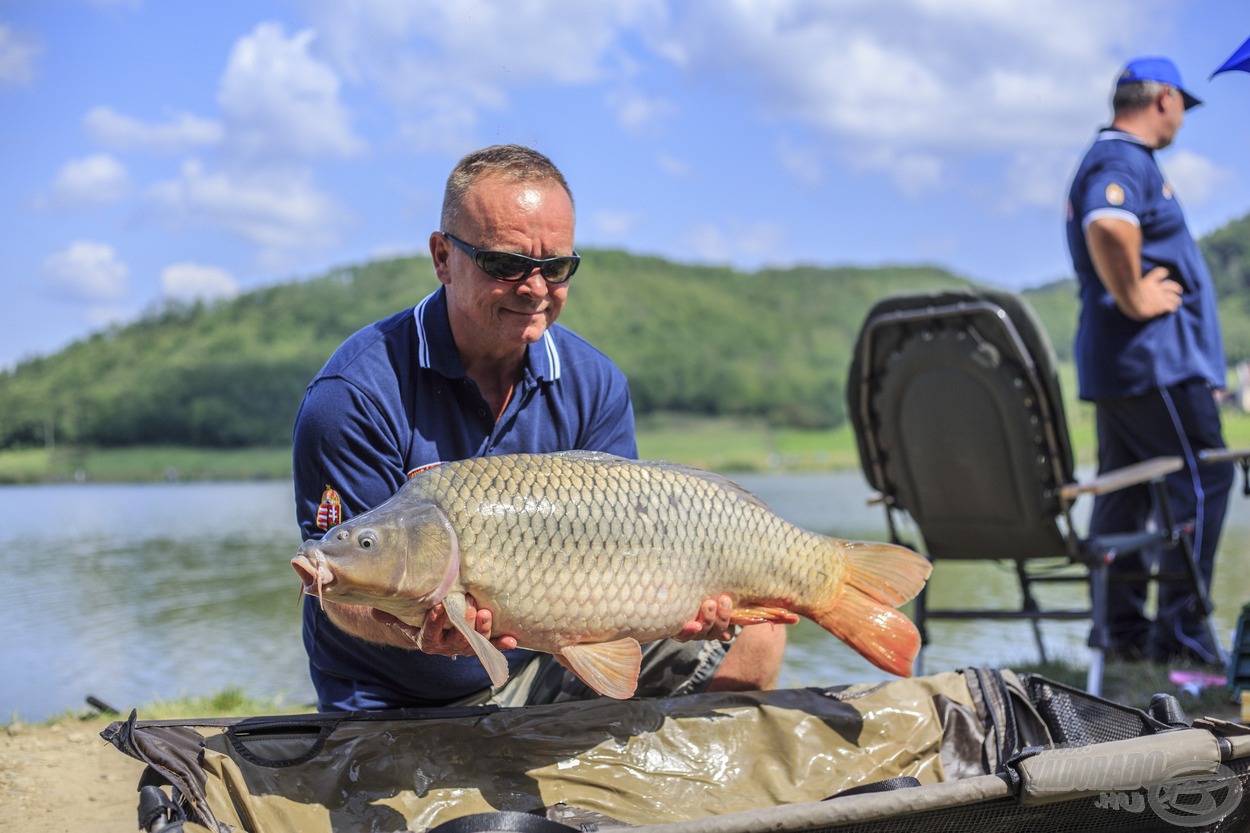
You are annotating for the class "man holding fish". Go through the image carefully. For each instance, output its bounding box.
[292,144,789,711]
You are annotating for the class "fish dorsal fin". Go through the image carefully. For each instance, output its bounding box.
[549,452,770,512]
[638,459,771,511]
[441,591,510,688]
[559,638,642,700]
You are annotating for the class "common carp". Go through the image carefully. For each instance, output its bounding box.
[292,451,931,699]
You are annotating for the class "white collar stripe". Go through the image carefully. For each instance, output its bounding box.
[543,330,561,380]
[413,291,436,368]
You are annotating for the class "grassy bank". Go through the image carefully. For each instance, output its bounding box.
[16,656,1240,729]
[1,407,1248,484]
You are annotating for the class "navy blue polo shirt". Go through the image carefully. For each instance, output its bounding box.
[1066,128,1225,400]
[292,286,637,710]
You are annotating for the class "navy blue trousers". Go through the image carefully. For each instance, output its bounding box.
[1090,379,1234,664]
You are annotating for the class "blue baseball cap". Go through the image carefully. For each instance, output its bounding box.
[1117,56,1202,109]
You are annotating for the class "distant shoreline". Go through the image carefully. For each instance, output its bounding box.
[3,409,1247,485]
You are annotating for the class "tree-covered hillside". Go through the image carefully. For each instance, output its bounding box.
[2,208,1247,451]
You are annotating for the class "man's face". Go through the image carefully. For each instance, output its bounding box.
[432,174,575,358]
[1156,86,1186,149]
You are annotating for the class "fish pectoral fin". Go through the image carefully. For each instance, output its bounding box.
[730,606,800,626]
[559,639,642,700]
[441,592,510,689]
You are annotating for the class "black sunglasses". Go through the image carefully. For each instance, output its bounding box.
[441,232,580,284]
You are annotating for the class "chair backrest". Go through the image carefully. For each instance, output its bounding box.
[847,288,1076,561]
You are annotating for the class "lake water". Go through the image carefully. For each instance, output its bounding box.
[3,471,1249,723]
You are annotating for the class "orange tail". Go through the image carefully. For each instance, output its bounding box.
[810,541,931,677]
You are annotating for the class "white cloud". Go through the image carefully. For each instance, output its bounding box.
[41,241,129,302]
[684,219,787,267]
[776,137,824,188]
[218,22,364,163]
[1000,149,1078,213]
[656,152,690,177]
[640,0,1153,176]
[146,159,349,250]
[84,106,223,153]
[299,1,666,151]
[83,303,139,330]
[607,88,676,134]
[37,154,131,210]
[592,209,642,238]
[160,262,240,303]
[855,147,944,198]
[0,22,41,86]
[1159,149,1232,209]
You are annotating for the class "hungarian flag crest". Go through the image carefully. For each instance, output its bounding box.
[316,486,342,531]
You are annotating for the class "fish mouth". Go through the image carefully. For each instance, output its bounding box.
[291,552,335,608]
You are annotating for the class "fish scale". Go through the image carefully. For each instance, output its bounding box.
[292,451,931,699]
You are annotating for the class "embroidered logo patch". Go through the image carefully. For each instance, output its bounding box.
[407,461,445,480]
[1163,184,1173,200]
[1105,183,1125,206]
[316,486,342,531]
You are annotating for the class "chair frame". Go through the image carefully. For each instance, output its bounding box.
[850,292,1217,695]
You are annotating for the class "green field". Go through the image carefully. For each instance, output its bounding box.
[2,407,1248,484]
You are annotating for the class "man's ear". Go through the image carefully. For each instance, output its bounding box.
[430,232,453,286]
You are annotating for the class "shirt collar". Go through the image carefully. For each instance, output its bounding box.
[1097,127,1150,149]
[412,286,562,382]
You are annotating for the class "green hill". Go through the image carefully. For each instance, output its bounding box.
[2,210,1248,452]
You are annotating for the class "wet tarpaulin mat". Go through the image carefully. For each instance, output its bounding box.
[103,669,1250,833]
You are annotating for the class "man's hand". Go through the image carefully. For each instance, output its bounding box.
[407,596,518,656]
[674,594,738,642]
[1134,265,1183,318]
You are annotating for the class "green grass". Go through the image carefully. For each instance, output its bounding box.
[0,445,293,483]
[1011,657,1243,722]
[635,414,857,472]
[7,687,313,728]
[1,409,1248,484]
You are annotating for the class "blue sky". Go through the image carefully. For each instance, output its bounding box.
[2,0,1249,370]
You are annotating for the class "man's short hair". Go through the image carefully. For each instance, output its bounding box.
[441,144,574,233]
[1113,80,1169,114]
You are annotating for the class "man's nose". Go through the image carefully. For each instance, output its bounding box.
[515,270,548,295]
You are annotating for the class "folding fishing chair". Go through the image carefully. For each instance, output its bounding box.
[846,287,1218,695]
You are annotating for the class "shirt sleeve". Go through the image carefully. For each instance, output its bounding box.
[1076,160,1144,230]
[292,376,409,542]
[578,365,639,459]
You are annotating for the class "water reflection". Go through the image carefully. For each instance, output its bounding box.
[2,474,1248,722]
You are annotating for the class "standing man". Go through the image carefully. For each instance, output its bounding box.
[293,144,786,711]
[1066,58,1235,665]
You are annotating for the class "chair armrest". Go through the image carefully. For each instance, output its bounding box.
[1197,447,1250,466]
[1058,456,1182,501]
[1200,447,1250,497]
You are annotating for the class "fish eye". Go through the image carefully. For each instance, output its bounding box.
[356,529,378,550]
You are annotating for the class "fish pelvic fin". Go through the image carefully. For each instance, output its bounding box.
[730,606,800,626]
[441,591,510,688]
[559,638,642,700]
[809,540,931,677]
[812,586,922,677]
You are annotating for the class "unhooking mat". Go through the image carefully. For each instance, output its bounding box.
[103,668,1250,833]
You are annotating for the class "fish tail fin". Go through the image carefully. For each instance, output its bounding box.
[810,541,931,677]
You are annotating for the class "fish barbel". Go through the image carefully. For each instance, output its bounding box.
[292,451,931,699]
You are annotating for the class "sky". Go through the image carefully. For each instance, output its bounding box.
[2,1,1249,371]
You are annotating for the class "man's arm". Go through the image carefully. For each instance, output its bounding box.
[1085,216,1182,321]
